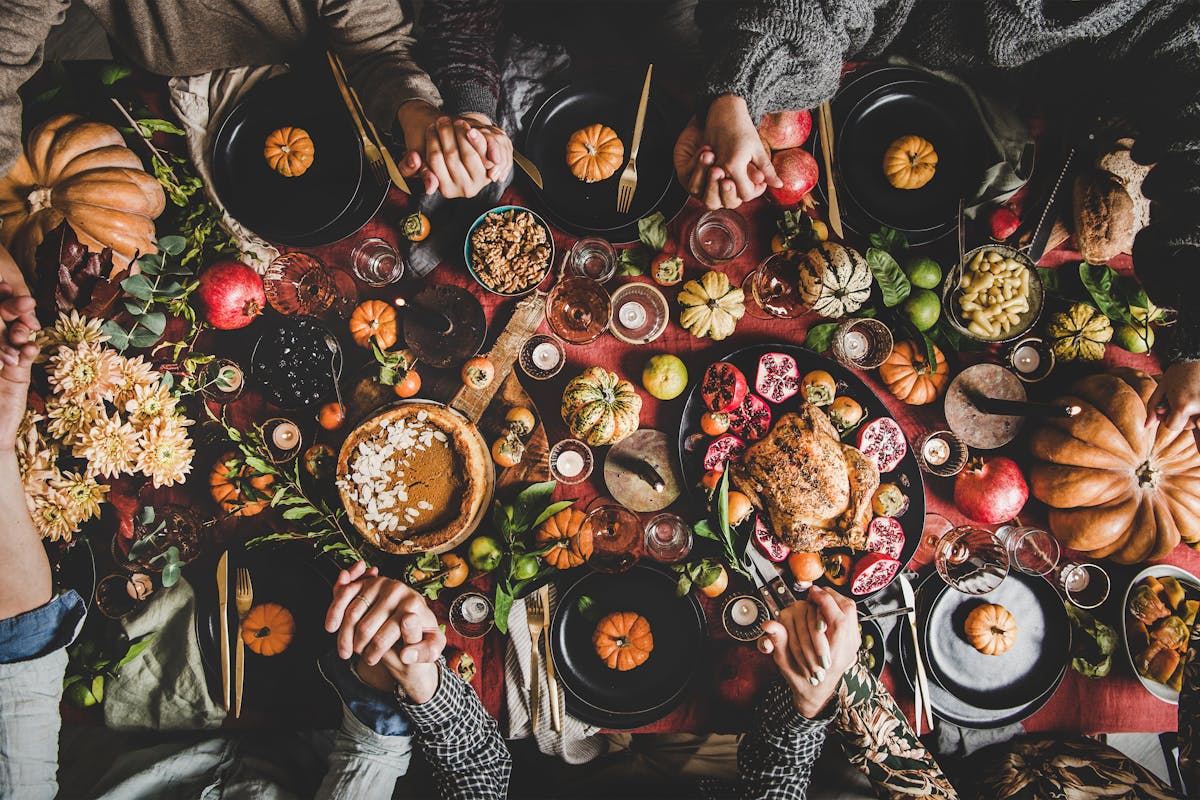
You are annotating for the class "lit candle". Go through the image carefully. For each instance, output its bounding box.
[1012,345,1041,374]
[532,342,561,370]
[922,436,951,466]
[841,330,869,359]
[731,598,760,627]
[272,421,301,451]
[617,299,648,330]
[554,449,585,478]
[460,594,489,623]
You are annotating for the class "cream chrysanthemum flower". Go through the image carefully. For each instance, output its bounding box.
[75,412,140,479]
[113,355,159,406]
[44,397,97,441]
[28,489,80,542]
[50,343,121,402]
[35,311,108,359]
[135,417,195,488]
[124,381,178,430]
[51,471,108,522]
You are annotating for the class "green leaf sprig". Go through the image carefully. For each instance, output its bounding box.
[692,470,751,580]
[488,481,573,633]
[671,557,726,597]
[100,236,200,352]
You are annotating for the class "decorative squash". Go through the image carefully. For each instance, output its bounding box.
[349,300,397,349]
[566,124,624,183]
[241,603,295,656]
[561,366,642,446]
[264,126,315,177]
[209,451,276,516]
[678,270,745,341]
[883,135,938,190]
[0,113,166,276]
[878,340,949,405]
[592,611,653,671]
[964,603,1017,656]
[1048,303,1112,362]
[799,243,872,318]
[1029,368,1200,563]
[535,507,593,569]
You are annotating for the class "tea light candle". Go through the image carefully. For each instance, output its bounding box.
[730,598,760,627]
[617,299,648,330]
[1063,565,1090,592]
[532,341,561,370]
[1012,344,1041,374]
[922,436,951,466]
[554,449,585,478]
[841,330,869,359]
[460,594,490,624]
[272,421,301,451]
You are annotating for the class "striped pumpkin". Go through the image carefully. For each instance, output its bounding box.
[561,366,642,446]
[799,242,872,318]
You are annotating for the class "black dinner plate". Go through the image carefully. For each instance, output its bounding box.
[895,572,1066,728]
[550,564,706,729]
[212,71,381,246]
[922,569,1071,710]
[523,79,689,244]
[677,344,925,601]
[191,545,338,716]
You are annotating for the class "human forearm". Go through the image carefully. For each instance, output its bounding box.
[0,449,51,619]
[417,0,502,120]
[736,679,830,799]
[0,0,70,176]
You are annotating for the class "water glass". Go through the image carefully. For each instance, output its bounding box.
[568,237,617,283]
[586,504,642,574]
[995,525,1060,577]
[934,526,1009,595]
[643,513,692,564]
[350,237,404,286]
[1057,561,1111,609]
[690,209,749,266]
[265,252,335,316]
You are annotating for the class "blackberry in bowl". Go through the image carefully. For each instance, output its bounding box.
[250,316,341,409]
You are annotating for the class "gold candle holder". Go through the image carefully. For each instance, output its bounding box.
[830,318,894,369]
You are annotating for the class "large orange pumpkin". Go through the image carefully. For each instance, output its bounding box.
[878,340,949,405]
[964,603,1017,656]
[241,603,295,656]
[263,126,315,177]
[348,300,397,349]
[566,124,624,183]
[0,113,166,276]
[592,611,653,671]
[535,507,593,569]
[883,135,938,190]
[210,451,275,516]
[1029,369,1200,563]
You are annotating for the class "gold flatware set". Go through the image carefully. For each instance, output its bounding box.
[216,552,254,718]
[525,585,563,732]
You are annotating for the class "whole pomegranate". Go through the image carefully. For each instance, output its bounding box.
[196,261,265,330]
[954,457,1029,524]
[767,148,819,207]
[758,110,812,151]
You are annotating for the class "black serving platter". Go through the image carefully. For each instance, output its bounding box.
[550,564,706,729]
[523,79,689,244]
[678,343,925,601]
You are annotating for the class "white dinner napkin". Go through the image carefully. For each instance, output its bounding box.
[504,590,606,764]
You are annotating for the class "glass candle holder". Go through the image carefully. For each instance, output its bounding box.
[1006,336,1055,383]
[519,333,566,380]
[263,417,303,464]
[915,430,969,477]
[549,439,593,485]
[689,209,749,267]
[568,237,617,283]
[722,594,768,642]
[830,318,894,369]
[200,357,245,404]
[609,283,668,345]
[449,591,495,638]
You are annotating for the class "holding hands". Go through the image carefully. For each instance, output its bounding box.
[397,100,513,198]
[674,94,780,210]
[759,585,860,718]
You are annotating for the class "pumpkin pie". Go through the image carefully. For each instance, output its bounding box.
[337,402,491,555]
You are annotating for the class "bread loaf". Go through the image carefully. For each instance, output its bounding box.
[1072,138,1152,263]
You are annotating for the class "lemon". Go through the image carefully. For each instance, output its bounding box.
[642,355,688,400]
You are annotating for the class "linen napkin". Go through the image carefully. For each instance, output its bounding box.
[503,590,607,764]
[103,577,225,731]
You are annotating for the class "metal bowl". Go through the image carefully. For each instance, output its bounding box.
[942,244,1043,344]
[463,205,556,296]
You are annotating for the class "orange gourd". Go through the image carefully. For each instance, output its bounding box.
[209,451,275,516]
[883,135,938,190]
[566,124,625,183]
[241,603,295,656]
[0,113,166,276]
[592,611,653,671]
[264,127,315,177]
[535,508,593,569]
[964,603,1017,656]
[1029,369,1200,564]
[879,340,949,405]
[349,300,397,349]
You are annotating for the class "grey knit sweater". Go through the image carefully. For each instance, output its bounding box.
[702,0,1200,360]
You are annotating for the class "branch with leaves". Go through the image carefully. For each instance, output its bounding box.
[693,469,752,580]
[100,235,201,352]
[488,481,573,633]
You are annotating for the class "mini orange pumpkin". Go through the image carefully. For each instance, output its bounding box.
[535,508,593,569]
[209,451,275,516]
[883,135,937,190]
[241,603,295,656]
[879,340,949,405]
[264,127,315,177]
[349,300,397,349]
[592,611,653,671]
[964,603,1017,656]
[566,124,625,183]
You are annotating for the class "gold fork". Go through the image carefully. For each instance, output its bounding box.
[525,591,545,730]
[616,64,654,214]
[234,568,254,719]
[537,585,563,733]
[326,51,389,188]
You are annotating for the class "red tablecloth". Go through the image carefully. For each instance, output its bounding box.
[284,184,1200,736]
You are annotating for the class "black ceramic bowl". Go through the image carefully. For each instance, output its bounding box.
[250,315,341,410]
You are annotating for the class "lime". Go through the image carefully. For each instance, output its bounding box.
[902,288,941,331]
[642,354,688,401]
[65,680,100,708]
[903,256,943,290]
[467,535,504,573]
[1114,323,1154,354]
[512,554,540,581]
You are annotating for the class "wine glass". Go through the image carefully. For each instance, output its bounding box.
[934,525,1009,594]
[910,512,955,570]
[995,525,1060,577]
[265,252,335,316]
[1054,559,1111,609]
[742,251,810,319]
[586,503,642,573]
[546,276,612,344]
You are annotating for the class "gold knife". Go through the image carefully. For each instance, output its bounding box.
[629,64,653,169]
[216,551,230,712]
[816,102,844,239]
[326,51,411,195]
[513,151,543,190]
[538,585,562,733]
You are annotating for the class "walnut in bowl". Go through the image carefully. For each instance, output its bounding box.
[464,205,555,296]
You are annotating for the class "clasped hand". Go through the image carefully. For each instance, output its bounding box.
[674,94,781,210]
[398,101,513,198]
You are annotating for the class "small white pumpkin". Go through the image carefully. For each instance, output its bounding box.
[678,270,745,341]
[799,242,873,318]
